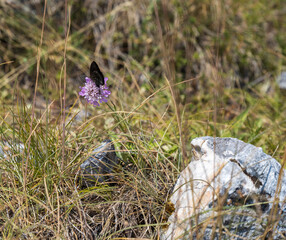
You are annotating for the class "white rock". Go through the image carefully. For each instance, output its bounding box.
[162,137,286,239]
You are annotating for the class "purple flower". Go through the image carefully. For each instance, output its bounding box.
[79,77,111,107]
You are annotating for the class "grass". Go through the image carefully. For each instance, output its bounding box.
[0,0,286,239]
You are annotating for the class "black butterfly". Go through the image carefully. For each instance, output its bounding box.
[90,61,104,88]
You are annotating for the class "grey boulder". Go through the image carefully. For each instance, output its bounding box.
[80,139,119,185]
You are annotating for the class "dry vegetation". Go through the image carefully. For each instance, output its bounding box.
[0,0,286,239]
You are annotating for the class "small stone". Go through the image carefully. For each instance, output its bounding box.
[277,71,286,89]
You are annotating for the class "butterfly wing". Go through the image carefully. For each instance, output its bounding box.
[90,61,104,87]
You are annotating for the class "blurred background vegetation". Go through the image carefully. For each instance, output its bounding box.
[0,0,286,238]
